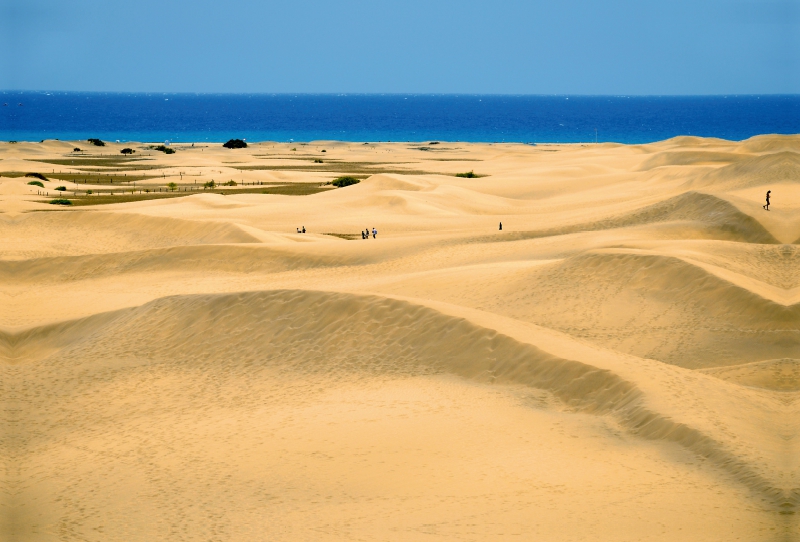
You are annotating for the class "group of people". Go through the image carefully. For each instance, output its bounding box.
[294,226,378,238]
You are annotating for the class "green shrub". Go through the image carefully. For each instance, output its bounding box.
[167,182,178,191]
[73,147,81,152]
[25,172,48,181]
[27,180,44,188]
[291,147,297,151]
[121,148,135,155]
[455,171,478,178]
[331,176,360,188]
[223,139,247,149]
[225,180,237,186]
[153,145,175,154]
[321,149,326,153]
[86,190,93,195]
[87,138,105,146]
[54,186,67,191]
[49,198,72,205]
[204,180,216,189]
[314,159,323,163]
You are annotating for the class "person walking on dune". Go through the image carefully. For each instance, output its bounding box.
[372,227,377,239]
[763,190,771,211]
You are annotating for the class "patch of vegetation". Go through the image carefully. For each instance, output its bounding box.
[49,198,72,205]
[330,176,360,188]
[87,138,105,146]
[314,159,324,163]
[261,184,335,196]
[27,158,152,169]
[321,149,326,152]
[25,172,48,181]
[73,147,81,152]
[35,172,161,185]
[9,141,18,144]
[86,190,93,195]
[27,180,44,188]
[291,148,297,151]
[64,183,333,206]
[68,192,189,206]
[323,232,359,240]
[54,186,67,191]
[204,180,216,189]
[223,139,248,149]
[234,162,434,175]
[455,170,485,178]
[429,141,440,145]
[121,148,135,155]
[152,145,175,154]
[167,182,178,191]
[225,180,237,186]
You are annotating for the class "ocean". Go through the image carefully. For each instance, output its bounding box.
[1,92,798,144]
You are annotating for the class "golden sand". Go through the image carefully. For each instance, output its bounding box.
[1,136,799,540]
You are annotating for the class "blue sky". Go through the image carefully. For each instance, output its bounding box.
[2,0,798,94]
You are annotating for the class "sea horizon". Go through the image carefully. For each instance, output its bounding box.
[2,92,798,145]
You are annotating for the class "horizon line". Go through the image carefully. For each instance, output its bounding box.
[3,91,800,98]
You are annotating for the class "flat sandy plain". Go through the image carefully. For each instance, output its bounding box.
[1,135,799,541]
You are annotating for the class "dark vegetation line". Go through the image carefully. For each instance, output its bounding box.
[50,184,336,207]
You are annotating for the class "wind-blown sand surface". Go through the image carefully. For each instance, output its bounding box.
[1,135,799,541]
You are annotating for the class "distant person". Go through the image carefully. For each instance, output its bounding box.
[499,222,502,230]
[361,231,366,239]
[302,226,306,233]
[372,227,377,239]
[297,228,301,233]
[763,190,771,211]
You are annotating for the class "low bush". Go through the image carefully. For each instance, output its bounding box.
[54,186,67,191]
[87,138,105,146]
[331,176,360,188]
[153,145,175,154]
[27,180,44,188]
[204,180,216,189]
[314,159,323,163]
[49,198,72,205]
[321,149,326,153]
[223,139,247,149]
[73,147,81,152]
[86,190,93,195]
[225,180,237,186]
[455,170,479,178]
[167,182,178,191]
[121,148,135,154]
[25,172,48,181]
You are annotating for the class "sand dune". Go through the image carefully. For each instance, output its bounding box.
[1,135,799,541]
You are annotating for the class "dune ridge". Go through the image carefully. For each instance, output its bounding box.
[3,290,796,514]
